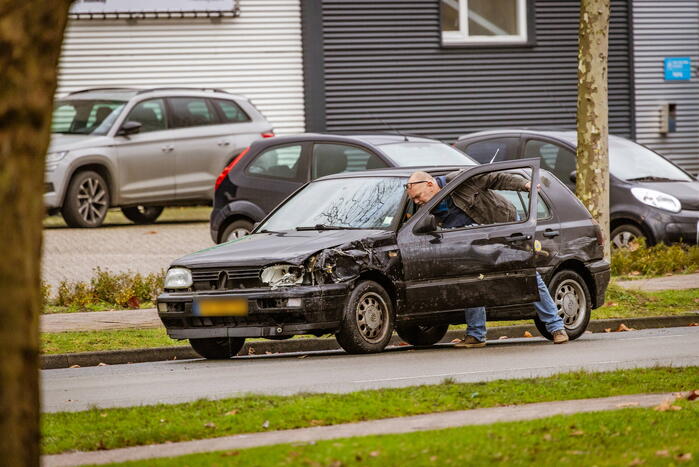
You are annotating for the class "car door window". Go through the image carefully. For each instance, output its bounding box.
[213,99,251,123]
[497,190,551,220]
[312,143,387,179]
[524,139,577,184]
[463,138,517,163]
[168,97,217,128]
[125,99,167,133]
[247,144,303,180]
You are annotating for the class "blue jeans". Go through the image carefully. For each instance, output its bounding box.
[465,272,564,342]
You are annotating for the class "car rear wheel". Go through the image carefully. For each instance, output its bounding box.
[396,324,449,346]
[121,206,164,224]
[535,270,591,341]
[61,170,110,228]
[220,219,254,243]
[336,281,394,354]
[189,337,245,359]
[611,224,644,249]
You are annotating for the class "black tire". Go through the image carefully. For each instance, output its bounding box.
[610,224,644,249]
[220,219,254,243]
[396,324,449,347]
[61,170,110,228]
[121,206,164,224]
[336,281,394,354]
[189,337,245,359]
[534,270,592,341]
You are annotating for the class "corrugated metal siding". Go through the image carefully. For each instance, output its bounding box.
[632,0,699,174]
[56,0,305,134]
[321,0,632,141]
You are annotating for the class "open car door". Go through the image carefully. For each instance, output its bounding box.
[397,159,541,316]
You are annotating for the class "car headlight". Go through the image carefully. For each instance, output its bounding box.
[631,187,681,213]
[46,151,69,164]
[260,264,304,288]
[164,267,193,289]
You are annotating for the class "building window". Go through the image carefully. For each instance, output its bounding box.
[441,0,527,45]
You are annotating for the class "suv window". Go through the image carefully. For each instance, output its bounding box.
[463,138,517,163]
[524,139,577,185]
[312,144,387,178]
[125,99,167,133]
[52,100,126,135]
[213,99,251,123]
[168,97,217,128]
[247,144,303,180]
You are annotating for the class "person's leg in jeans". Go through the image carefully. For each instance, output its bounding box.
[532,272,565,334]
[465,306,487,341]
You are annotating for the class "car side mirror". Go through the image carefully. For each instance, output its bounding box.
[118,121,142,136]
[569,170,577,183]
[414,214,437,234]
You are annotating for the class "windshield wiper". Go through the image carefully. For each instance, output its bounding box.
[296,224,362,231]
[626,176,683,182]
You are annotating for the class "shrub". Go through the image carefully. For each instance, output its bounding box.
[611,239,699,276]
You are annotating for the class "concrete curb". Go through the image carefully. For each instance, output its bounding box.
[41,314,699,370]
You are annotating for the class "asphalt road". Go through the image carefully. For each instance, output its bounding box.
[42,326,699,413]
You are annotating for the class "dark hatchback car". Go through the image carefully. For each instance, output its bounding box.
[454,130,699,247]
[158,159,610,359]
[210,133,477,243]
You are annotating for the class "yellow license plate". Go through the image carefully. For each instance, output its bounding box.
[195,298,248,317]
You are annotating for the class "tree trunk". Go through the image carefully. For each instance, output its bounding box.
[0,2,72,465]
[577,0,611,261]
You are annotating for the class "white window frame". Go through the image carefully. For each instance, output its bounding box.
[442,0,528,45]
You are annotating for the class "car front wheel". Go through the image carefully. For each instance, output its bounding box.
[189,337,245,359]
[535,270,592,341]
[121,206,164,224]
[220,219,254,243]
[396,324,449,347]
[61,170,110,228]
[336,281,394,354]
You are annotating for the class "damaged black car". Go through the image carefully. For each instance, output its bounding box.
[157,159,610,358]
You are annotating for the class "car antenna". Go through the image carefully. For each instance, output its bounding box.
[367,112,409,142]
[489,148,500,164]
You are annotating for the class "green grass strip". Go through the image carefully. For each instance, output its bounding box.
[42,366,699,455]
[41,328,187,355]
[115,400,699,466]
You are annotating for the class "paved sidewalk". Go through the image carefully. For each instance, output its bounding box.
[615,272,699,292]
[43,392,680,467]
[41,309,160,333]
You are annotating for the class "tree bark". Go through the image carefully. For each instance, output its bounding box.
[577,0,611,261]
[0,2,72,465]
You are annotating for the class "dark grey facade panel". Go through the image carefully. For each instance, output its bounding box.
[319,0,633,142]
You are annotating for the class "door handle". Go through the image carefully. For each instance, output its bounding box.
[218,140,231,147]
[161,145,174,152]
[543,229,560,238]
[506,233,531,242]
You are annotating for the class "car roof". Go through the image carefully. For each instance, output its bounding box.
[254,133,443,146]
[59,87,247,101]
[460,128,633,147]
[314,165,476,181]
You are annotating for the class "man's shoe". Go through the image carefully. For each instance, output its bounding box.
[454,336,486,348]
[552,330,569,344]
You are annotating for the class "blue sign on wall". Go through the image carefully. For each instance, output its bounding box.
[664,57,691,81]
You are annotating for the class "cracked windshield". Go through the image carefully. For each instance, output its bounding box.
[260,177,406,231]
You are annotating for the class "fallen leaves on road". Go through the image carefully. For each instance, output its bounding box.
[523,331,533,338]
[498,335,508,340]
[298,354,308,359]
[145,230,158,235]
[69,364,80,368]
[686,389,699,401]
[97,362,108,367]
[247,347,255,355]
[616,323,635,332]
[604,328,612,333]
[689,322,698,327]
[451,338,462,344]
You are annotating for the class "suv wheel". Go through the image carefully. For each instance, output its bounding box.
[189,337,245,359]
[121,206,164,224]
[61,170,110,228]
[396,324,449,346]
[220,219,253,243]
[535,270,591,341]
[611,224,644,249]
[336,281,394,354]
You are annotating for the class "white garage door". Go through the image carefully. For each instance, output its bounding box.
[56,0,305,134]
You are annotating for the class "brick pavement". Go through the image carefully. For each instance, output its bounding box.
[42,221,213,289]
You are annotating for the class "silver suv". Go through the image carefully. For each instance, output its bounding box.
[46,88,273,227]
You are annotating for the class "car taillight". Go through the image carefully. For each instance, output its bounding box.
[591,219,605,246]
[215,147,250,191]
[261,132,275,138]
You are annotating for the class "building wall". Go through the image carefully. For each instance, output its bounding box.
[315,0,633,141]
[632,0,699,174]
[56,0,306,134]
